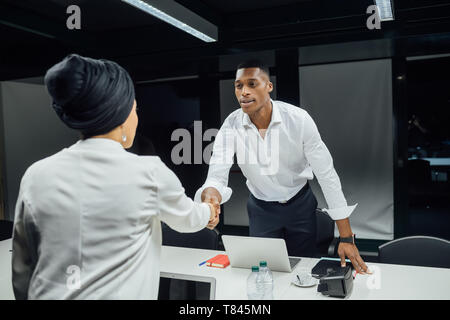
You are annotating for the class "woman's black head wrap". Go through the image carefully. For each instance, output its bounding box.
[44,54,135,137]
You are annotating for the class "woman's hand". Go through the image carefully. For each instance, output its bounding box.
[206,202,220,230]
[202,187,221,230]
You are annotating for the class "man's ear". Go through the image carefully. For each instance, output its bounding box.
[267,81,273,93]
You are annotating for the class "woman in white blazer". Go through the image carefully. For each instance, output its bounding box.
[11,54,219,300]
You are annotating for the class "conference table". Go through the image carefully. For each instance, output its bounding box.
[1,238,449,300]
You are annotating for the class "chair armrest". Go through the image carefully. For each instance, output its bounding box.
[327,237,339,257]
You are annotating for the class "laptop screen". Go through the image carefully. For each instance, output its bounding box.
[158,272,216,300]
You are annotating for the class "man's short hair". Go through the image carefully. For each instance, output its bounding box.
[236,59,270,78]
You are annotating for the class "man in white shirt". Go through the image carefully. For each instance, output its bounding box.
[196,60,369,274]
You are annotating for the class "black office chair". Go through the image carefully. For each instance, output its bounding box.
[159,222,219,300]
[0,220,13,241]
[378,236,450,268]
[315,209,338,258]
[161,222,219,250]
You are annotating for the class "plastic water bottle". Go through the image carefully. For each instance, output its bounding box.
[247,266,264,300]
[259,261,274,300]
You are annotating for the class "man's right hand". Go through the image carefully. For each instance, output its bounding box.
[201,187,222,214]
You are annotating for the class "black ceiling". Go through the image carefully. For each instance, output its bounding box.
[1,0,450,81]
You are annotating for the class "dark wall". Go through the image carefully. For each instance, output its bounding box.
[134,77,220,199]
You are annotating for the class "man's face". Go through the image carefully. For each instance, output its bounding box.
[235,67,273,115]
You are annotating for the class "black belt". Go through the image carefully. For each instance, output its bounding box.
[251,183,310,205]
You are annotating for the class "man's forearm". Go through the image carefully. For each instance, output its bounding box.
[335,218,353,238]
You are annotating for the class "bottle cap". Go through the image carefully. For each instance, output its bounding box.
[259,261,267,267]
[251,266,259,272]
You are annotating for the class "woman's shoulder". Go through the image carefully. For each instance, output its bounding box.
[135,154,163,165]
[18,149,69,193]
[24,149,67,176]
[133,155,171,175]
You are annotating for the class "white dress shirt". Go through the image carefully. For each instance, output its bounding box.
[12,138,210,300]
[194,99,357,220]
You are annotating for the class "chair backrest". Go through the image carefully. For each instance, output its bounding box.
[316,209,335,253]
[407,159,431,185]
[0,220,13,241]
[161,222,219,250]
[378,236,450,268]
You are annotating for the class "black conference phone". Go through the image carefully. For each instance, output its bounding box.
[311,259,354,298]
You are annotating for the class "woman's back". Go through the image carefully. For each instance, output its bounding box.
[11,54,215,300]
[12,138,210,299]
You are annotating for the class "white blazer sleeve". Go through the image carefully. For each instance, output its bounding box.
[154,159,211,233]
[12,175,38,300]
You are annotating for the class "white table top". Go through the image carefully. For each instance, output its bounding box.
[0,239,14,300]
[1,238,450,300]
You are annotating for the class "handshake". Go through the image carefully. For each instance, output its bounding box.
[202,187,222,230]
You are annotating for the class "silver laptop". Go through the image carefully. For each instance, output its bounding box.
[222,235,301,273]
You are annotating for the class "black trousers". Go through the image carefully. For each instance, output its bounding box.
[247,183,318,258]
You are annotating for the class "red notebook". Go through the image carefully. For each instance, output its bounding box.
[206,254,230,268]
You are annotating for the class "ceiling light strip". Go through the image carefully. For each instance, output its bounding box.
[122,0,217,42]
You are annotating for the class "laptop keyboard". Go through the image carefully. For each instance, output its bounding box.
[289,257,301,269]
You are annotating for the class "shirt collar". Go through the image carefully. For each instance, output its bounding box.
[242,99,282,128]
[71,138,125,151]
